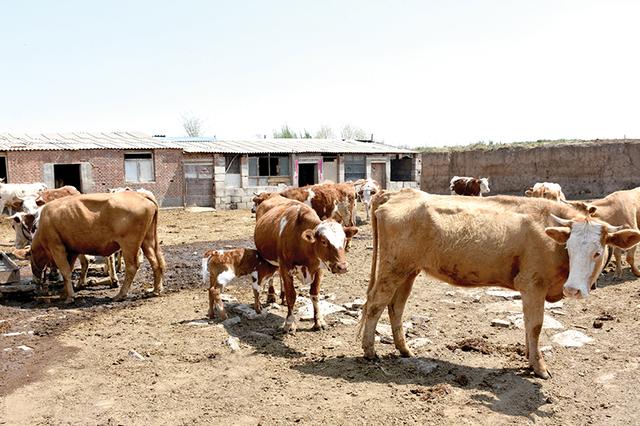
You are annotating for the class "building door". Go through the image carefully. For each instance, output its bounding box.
[53,164,82,190]
[298,163,318,187]
[184,163,214,207]
[0,157,7,182]
[322,156,338,183]
[371,162,386,189]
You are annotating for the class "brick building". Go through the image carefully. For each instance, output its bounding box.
[0,132,421,210]
[0,132,184,207]
[164,137,420,209]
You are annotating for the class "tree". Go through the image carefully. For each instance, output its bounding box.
[273,124,298,138]
[340,124,368,140]
[182,113,204,137]
[315,124,335,139]
[302,129,312,139]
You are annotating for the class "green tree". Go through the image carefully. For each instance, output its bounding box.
[273,124,298,138]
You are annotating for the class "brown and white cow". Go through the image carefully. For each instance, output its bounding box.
[254,201,358,332]
[28,191,165,303]
[571,187,640,278]
[450,176,490,196]
[202,248,278,320]
[524,182,566,202]
[358,188,640,378]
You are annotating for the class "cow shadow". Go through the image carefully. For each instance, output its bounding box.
[176,307,306,360]
[596,270,639,289]
[291,355,552,419]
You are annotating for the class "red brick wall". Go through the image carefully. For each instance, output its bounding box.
[5,149,184,207]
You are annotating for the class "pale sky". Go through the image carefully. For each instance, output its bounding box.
[1,1,639,147]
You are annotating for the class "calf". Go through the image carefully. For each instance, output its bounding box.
[449,176,490,196]
[359,188,640,378]
[524,182,566,201]
[255,201,358,332]
[202,248,277,320]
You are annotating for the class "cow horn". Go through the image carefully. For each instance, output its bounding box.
[605,224,624,233]
[550,214,573,227]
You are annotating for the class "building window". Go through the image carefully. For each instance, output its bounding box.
[248,154,290,186]
[225,154,241,174]
[125,152,154,182]
[344,155,366,181]
[390,157,413,181]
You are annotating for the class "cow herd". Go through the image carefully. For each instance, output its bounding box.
[3,176,640,379]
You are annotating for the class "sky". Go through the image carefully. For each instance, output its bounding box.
[1,1,640,147]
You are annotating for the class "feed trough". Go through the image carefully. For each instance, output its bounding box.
[0,252,36,296]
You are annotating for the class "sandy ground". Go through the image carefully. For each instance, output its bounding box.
[1,208,640,425]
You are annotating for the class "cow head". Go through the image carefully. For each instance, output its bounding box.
[9,212,36,249]
[546,214,640,298]
[251,192,274,213]
[479,178,490,194]
[301,220,358,274]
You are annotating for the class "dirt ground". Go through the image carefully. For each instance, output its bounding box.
[1,207,640,425]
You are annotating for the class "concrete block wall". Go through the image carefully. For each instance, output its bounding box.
[420,140,640,198]
[6,149,184,207]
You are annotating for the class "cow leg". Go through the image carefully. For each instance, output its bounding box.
[116,250,123,273]
[613,248,623,278]
[626,245,640,276]
[280,267,297,333]
[361,269,398,360]
[310,270,326,331]
[520,288,550,379]
[141,240,165,297]
[365,201,370,222]
[388,272,418,358]
[266,277,277,304]
[112,248,141,301]
[250,271,262,314]
[208,284,227,320]
[76,255,89,290]
[106,254,119,288]
[50,248,75,303]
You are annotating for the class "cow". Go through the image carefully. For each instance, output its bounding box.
[358,188,640,378]
[254,201,358,332]
[202,248,278,320]
[525,182,566,202]
[27,191,165,303]
[252,184,357,250]
[0,181,47,214]
[571,187,640,278]
[354,178,380,221]
[11,185,81,214]
[449,176,490,196]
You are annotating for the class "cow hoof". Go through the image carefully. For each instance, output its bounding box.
[64,297,74,304]
[312,320,327,331]
[363,351,379,361]
[109,281,119,289]
[283,320,297,334]
[112,294,126,302]
[399,348,414,358]
[534,368,552,380]
[254,304,262,314]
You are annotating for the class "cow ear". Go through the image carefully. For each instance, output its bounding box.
[36,198,45,206]
[607,229,640,250]
[343,226,359,238]
[301,229,316,244]
[587,205,597,216]
[545,226,571,244]
[524,189,533,197]
[9,214,21,224]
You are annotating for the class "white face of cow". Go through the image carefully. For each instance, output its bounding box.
[301,220,358,274]
[546,215,640,298]
[480,178,490,194]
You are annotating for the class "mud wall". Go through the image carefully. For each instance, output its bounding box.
[421,140,640,198]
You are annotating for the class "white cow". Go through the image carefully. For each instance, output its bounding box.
[0,181,47,215]
[524,182,566,202]
[354,178,381,221]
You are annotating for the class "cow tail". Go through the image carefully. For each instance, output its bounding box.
[357,190,387,339]
[150,203,166,273]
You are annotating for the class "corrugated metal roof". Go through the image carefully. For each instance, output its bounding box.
[0,132,183,151]
[164,137,416,154]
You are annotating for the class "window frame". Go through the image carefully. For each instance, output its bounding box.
[124,151,155,183]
